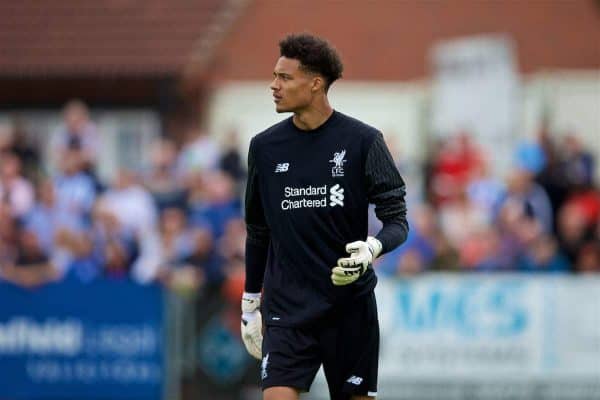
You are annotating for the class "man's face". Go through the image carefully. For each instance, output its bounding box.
[64,107,87,134]
[270,57,318,113]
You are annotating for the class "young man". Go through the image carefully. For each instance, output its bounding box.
[241,33,408,400]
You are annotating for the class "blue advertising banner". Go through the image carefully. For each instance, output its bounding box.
[0,278,164,399]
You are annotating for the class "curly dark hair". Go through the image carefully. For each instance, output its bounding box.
[279,33,343,91]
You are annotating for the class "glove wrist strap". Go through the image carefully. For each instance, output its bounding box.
[242,292,261,313]
[366,236,383,259]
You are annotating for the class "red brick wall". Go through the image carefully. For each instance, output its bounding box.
[0,1,222,76]
[212,0,600,81]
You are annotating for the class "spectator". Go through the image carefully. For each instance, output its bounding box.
[158,207,196,265]
[101,169,158,234]
[100,170,161,283]
[429,132,484,206]
[501,165,553,234]
[466,161,506,224]
[103,238,136,280]
[376,204,437,276]
[183,227,225,289]
[219,129,247,186]
[53,149,97,222]
[561,133,595,190]
[556,202,594,264]
[395,248,427,276]
[515,140,546,176]
[188,171,241,239]
[0,215,59,288]
[422,137,444,205]
[0,124,12,154]
[495,200,536,270]
[177,128,220,179]
[142,138,187,211]
[90,201,139,280]
[0,203,18,265]
[460,227,504,271]
[0,117,40,181]
[535,129,569,230]
[575,241,600,273]
[517,234,570,273]
[217,217,246,264]
[50,100,101,188]
[16,228,50,266]
[562,187,600,233]
[438,189,489,250]
[24,179,85,256]
[429,233,461,271]
[59,233,100,283]
[159,226,223,296]
[0,152,35,219]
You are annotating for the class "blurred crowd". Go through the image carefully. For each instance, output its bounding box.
[0,100,598,293]
[376,131,599,276]
[0,100,246,295]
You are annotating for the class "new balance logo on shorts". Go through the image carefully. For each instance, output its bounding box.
[346,375,363,385]
[275,163,289,173]
[261,353,269,379]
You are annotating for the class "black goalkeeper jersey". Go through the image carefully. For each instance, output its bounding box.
[245,110,408,327]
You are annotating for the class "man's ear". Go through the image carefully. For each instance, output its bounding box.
[311,76,326,93]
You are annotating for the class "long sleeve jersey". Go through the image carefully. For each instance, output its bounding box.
[245,110,408,327]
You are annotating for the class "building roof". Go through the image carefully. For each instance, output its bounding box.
[212,0,600,81]
[0,1,223,77]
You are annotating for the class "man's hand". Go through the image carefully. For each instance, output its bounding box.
[241,292,263,360]
[331,237,382,286]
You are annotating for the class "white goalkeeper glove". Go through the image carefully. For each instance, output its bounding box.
[241,292,263,360]
[331,236,382,286]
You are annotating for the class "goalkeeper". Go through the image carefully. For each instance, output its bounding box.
[242,33,408,400]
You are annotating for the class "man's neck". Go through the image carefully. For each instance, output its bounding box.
[292,101,333,131]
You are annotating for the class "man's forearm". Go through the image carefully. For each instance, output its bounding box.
[245,241,267,293]
[375,216,409,255]
[245,223,270,293]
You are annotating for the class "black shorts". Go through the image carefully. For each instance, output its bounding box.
[260,292,379,400]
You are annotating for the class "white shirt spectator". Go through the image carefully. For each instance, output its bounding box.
[101,171,161,283]
[177,131,220,176]
[439,196,490,249]
[49,100,99,174]
[0,176,34,218]
[0,153,34,218]
[101,184,158,234]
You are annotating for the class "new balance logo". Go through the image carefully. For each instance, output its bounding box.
[329,184,344,207]
[347,375,363,385]
[261,353,269,380]
[275,163,289,173]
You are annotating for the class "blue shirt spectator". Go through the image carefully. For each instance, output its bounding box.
[54,159,96,223]
[517,234,570,273]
